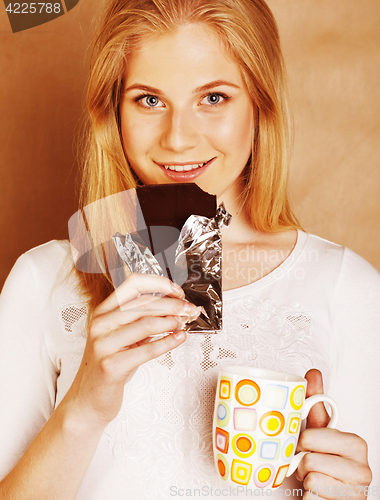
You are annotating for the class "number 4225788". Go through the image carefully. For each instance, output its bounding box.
[6,3,61,14]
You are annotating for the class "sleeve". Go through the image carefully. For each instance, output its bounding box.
[328,247,380,488]
[0,253,57,479]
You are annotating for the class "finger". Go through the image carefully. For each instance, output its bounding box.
[115,293,195,316]
[96,316,182,353]
[111,329,187,376]
[95,273,185,315]
[135,336,159,347]
[302,471,371,500]
[296,452,372,487]
[305,369,330,428]
[302,473,347,500]
[297,428,370,465]
[302,472,344,500]
[90,296,200,336]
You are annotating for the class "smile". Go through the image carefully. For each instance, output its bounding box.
[157,158,215,181]
[164,161,208,172]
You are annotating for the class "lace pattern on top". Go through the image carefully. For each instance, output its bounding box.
[61,305,87,333]
[60,304,88,374]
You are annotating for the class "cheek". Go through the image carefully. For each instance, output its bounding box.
[121,117,144,158]
[206,108,253,158]
[120,105,158,159]
[230,108,253,151]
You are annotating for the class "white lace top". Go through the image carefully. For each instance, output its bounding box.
[0,231,379,499]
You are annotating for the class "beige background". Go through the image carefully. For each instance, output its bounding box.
[0,0,379,288]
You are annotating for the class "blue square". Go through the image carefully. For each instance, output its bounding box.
[260,441,279,460]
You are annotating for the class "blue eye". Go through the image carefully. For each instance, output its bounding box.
[145,96,160,107]
[208,94,222,104]
[202,93,229,106]
[135,94,164,108]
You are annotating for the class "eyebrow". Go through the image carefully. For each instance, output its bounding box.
[124,80,241,95]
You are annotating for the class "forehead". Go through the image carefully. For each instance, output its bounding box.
[123,23,244,87]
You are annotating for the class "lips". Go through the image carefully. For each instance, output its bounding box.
[157,158,215,181]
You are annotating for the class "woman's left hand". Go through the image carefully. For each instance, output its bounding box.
[296,369,372,500]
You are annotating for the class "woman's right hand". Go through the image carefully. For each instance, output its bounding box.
[62,273,200,429]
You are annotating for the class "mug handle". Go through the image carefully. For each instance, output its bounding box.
[287,394,339,477]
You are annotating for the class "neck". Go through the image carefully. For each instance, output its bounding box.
[217,181,260,246]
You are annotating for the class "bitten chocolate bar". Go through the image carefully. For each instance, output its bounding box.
[134,183,217,281]
[113,183,231,333]
[135,183,217,230]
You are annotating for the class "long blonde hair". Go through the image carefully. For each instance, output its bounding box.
[70,0,302,312]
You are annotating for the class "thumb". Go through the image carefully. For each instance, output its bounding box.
[305,369,330,428]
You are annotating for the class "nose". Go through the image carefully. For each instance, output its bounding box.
[160,107,200,153]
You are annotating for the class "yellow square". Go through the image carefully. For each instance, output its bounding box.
[231,459,252,485]
[289,417,300,433]
[286,412,301,436]
[219,378,231,400]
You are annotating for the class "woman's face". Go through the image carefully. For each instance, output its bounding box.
[120,23,254,202]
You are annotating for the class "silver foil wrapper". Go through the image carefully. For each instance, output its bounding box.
[113,232,164,277]
[113,203,231,333]
[174,204,231,333]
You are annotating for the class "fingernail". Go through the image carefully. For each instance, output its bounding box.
[181,301,193,315]
[171,282,184,296]
[188,306,203,322]
[174,330,186,341]
[175,316,187,331]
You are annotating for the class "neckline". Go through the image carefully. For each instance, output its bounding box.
[223,229,309,297]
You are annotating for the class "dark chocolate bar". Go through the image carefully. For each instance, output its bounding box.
[136,183,217,231]
[135,183,217,281]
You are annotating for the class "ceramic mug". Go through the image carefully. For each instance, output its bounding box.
[213,366,338,489]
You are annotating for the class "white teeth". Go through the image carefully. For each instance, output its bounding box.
[164,161,207,172]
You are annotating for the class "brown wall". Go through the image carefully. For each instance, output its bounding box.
[268,0,380,271]
[1,0,379,289]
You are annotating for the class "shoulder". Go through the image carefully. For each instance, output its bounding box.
[2,240,82,304]
[301,232,344,267]
[301,233,380,331]
[289,232,380,311]
[15,240,72,282]
[300,231,380,285]
[301,233,380,283]
[22,239,71,265]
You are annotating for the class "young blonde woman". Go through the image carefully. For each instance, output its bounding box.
[0,0,378,498]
